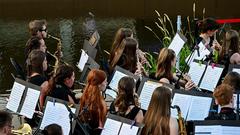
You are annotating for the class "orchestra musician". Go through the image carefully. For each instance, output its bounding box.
[48,64,78,104]
[0,111,12,135]
[109,76,144,123]
[109,28,149,76]
[155,48,195,90]
[79,69,107,134]
[25,50,48,126]
[222,71,240,92]
[205,84,236,120]
[141,86,178,135]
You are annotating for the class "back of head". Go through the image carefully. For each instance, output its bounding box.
[142,86,172,135]
[222,71,240,91]
[54,64,74,84]
[27,50,46,76]
[198,17,220,33]
[156,48,175,79]
[80,69,107,127]
[225,30,240,53]
[0,111,12,133]
[43,124,63,135]
[109,28,133,64]
[213,84,234,106]
[25,36,43,57]
[115,76,136,113]
[29,19,47,36]
[110,37,137,73]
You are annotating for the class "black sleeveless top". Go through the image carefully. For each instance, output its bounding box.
[109,102,140,120]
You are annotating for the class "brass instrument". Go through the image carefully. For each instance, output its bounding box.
[12,123,32,135]
[171,105,187,135]
[47,34,63,75]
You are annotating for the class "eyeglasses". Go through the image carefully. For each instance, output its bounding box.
[39,28,47,32]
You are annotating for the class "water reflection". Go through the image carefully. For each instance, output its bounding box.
[1,17,161,93]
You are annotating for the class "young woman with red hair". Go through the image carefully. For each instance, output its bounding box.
[79,69,108,134]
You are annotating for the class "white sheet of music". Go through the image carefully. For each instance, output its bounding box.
[101,118,122,135]
[186,96,212,121]
[232,68,240,75]
[20,88,40,118]
[168,33,186,56]
[6,81,25,112]
[119,123,139,135]
[40,101,76,135]
[109,71,127,91]
[77,50,89,71]
[171,93,192,119]
[185,42,210,65]
[139,81,162,110]
[188,62,206,85]
[105,88,117,99]
[199,65,223,92]
[233,94,240,110]
[222,126,240,135]
[195,125,222,135]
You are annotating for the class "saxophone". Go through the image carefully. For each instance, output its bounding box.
[47,34,63,75]
[171,105,187,135]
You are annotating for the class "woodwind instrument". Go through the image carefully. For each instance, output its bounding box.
[47,34,63,75]
[171,105,187,135]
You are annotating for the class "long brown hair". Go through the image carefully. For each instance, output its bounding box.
[110,37,137,73]
[109,28,133,62]
[114,76,136,115]
[79,69,107,128]
[26,50,46,77]
[156,48,175,80]
[221,30,239,59]
[141,86,172,135]
[48,64,74,93]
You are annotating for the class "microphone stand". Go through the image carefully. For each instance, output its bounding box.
[175,18,200,89]
[64,104,90,135]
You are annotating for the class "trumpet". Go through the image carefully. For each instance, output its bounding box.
[171,105,187,135]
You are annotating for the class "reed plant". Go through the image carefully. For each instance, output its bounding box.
[144,3,206,74]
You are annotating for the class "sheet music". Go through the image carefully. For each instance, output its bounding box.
[40,101,76,135]
[188,61,207,85]
[139,81,162,110]
[199,65,223,91]
[195,125,222,135]
[222,126,240,135]
[20,88,40,118]
[119,123,139,135]
[233,94,240,110]
[6,82,25,112]
[108,71,128,91]
[171,93,192,119]
[101,118,122,135]
[186,96,212,121]
[77,50,89,71]
[185,42,210,65]
[232,68,240,75]
[168,33,186,56]
[105,88,117,99]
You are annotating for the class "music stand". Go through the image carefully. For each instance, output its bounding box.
[101,114,144,135]
[78,56,100,84]
[83,39,97,59]
[36,96,81,135]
